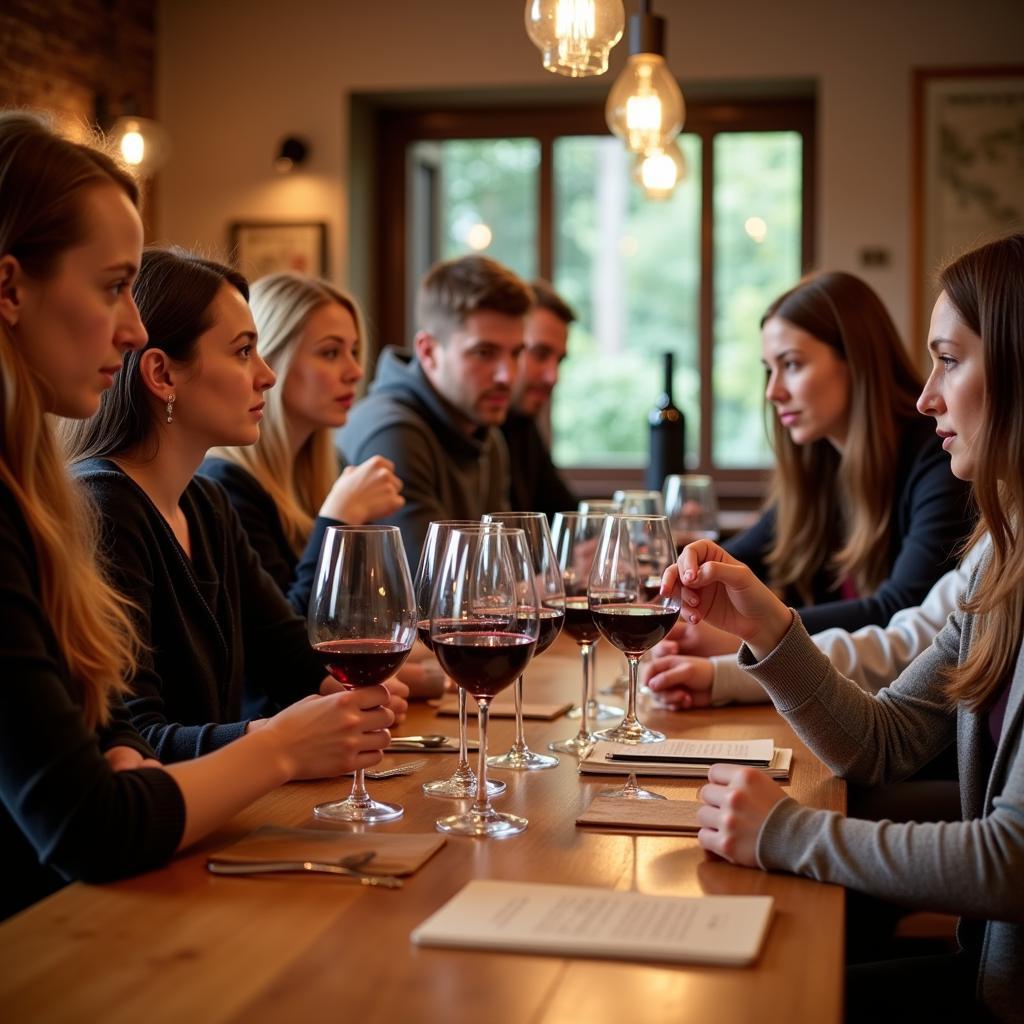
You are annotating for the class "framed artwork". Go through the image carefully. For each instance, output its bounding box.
[228,221,328,279]
[911,66,1024,348]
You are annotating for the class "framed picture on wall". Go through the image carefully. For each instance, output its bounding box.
[911,66,1024,348]
[228,221,328,279]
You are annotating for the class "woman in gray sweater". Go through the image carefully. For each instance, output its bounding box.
[666,232,1023,1023]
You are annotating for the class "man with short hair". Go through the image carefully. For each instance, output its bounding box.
[339,255,532,567]
[502,278,577,517]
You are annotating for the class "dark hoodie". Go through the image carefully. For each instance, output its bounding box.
[338,348,510,569]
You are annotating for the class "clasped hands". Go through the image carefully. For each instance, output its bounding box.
[658,539,794,868]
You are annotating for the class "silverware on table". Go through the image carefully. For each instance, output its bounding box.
[365,758,427,779]
[206,851,403,888]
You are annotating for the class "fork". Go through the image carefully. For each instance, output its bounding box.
[365,759,427,780]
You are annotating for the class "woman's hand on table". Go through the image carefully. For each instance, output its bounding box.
[396,642,447,700]
[662,539,793,661]
[264,687,394,780]
[697,763,788,867]
[104,745,162,772]
[643,654,715,710]
[651,617,740,659]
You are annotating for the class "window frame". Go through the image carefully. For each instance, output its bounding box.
[372,95,816,494]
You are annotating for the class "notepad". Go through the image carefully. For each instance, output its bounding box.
[579,740,793,780]
[575,796,702,834]
[411,880,774,967]
[435,694,573,720]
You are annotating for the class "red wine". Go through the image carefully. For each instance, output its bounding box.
[591,603,679,655]
[646,351,686,491]
[416,618,433,652]
[433,632,537,699]
[524,604,565,656]
[313,639,411,687]
[563,595,600,645]
[640,575,664,602]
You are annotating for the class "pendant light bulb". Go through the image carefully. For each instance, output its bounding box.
[633,140,687,200]
[606,52,685,154]
[524,0,625,78]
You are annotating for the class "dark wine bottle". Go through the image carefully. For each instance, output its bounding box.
[645,351,686,491]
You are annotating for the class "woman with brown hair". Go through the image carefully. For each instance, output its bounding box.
[728,270,973,633]
[0,113,395,920]
[665,233,1024,1021]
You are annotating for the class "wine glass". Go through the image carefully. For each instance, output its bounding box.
[590,514,680,747]
[548,512,618,754]
[482,512,565,771]
[612,489,665,515]
[415,521,506,800]
[430,526,539,837]
[577,498,617,516]
[663,474,720,549]
[308,526,416,823]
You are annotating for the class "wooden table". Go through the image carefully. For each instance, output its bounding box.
[0,639,845,1024]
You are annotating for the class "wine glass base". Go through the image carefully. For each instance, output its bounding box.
[567,701,622,722]
[487,748,559,771]
[435,807,528,838]
[313,797,404,823]
[422,775,506,799]
[598,675,628,696]
[599,782,666,800]
[594,720,665,745]
[548,733,594,757]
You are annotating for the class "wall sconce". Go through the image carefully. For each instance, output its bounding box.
[108,116,171,178]
[605,0,685,155]
[274,136,310,173]
[524,0,625,78]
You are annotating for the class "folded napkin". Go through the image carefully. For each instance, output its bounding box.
[209,826,446,876]
[575,796,702,835]
[435,693,573,720]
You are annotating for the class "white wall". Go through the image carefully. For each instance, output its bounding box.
[157,0,1023,340]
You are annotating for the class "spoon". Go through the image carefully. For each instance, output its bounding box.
[387,734,453,747]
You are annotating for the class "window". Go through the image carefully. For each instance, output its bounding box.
[372,96,814,485]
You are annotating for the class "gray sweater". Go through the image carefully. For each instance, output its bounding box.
[744,583,1024,1022]
[338,348,509,569]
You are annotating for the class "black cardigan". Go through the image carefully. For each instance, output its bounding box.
[75,459,326,762]
[725,417,975,633]
[197,456,339,617]
[0,481,184,920]
[500,412,577,519]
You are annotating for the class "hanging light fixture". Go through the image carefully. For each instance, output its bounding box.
[524,0,625,78]
[633,139,687,200]
[108,116,171,178]
[605,0,685,155]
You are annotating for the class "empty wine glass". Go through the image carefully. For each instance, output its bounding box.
[590,514,680,748]
[415,521,506,800]
[577,498,618,516]
[549,512,618,755]
[431,526,539,838]
[482,512,564,771]
[309,526,416,823]
[663,474,720,549]
[612,489,664,515]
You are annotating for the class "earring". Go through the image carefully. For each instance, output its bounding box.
[165,393,176,423]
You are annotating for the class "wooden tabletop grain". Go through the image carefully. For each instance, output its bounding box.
[0,637,845,1024]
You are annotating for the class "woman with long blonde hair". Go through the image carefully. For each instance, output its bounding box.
[201,272,403,615]
[0,113,395,920]
[664,233,1024,1021]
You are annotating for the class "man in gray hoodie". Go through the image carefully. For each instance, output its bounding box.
[339,255,533,568]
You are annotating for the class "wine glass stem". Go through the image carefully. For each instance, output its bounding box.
[457,687,469,769]
[349,768,370,807]
[623,655,641,727]
[473,698,492,816]
[575,643,592,741]
[511,676,526,753]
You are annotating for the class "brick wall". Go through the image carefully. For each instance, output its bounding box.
[0,0,158,232]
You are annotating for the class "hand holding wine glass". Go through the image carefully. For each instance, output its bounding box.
[308,525,416,823]
[430,526,539,838]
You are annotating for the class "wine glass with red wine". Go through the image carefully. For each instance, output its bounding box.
[430,526,539,838]
[414,521,505,800]
[308,525,416,823]
[590,514,680,747]
[482,512,564,771]
[548,511,617,756]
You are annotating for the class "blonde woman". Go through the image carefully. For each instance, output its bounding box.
[201,273,403,615]
[0,114,394,920]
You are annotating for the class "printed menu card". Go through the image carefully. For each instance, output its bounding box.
[412,880,774,967]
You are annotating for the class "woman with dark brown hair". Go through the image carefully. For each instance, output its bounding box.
[0,113,396,921]
[731,270,973,632]
[664,233,1024,1021]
